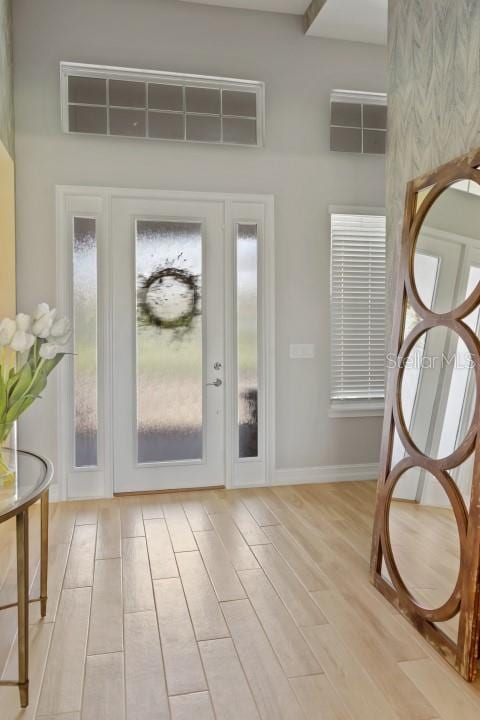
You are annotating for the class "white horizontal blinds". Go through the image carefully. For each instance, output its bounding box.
[331,213,386,400]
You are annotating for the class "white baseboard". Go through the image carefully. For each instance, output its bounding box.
[67,471,108,500]
[273,462,379,486]
[50,463,379,501]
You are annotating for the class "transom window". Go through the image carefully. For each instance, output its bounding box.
[330,90,387,155]
[61,62,265,147]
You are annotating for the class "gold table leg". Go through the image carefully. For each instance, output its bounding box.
[40,490,49,617]
[16,509,29,708]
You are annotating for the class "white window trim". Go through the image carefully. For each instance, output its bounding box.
[329,399,385,418]
[330,89,387,106]
[329,204,386,216]
[60,61,266,148]
[329,204,386,419]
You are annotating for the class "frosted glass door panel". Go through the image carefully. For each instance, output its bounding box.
[73,217,98,467]
[136,220,203,463]
[237,223,259,458]
[112,197,225,492]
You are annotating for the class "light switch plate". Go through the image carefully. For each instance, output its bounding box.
[289,343,315,359]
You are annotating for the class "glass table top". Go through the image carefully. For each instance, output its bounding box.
[0,450,53,522]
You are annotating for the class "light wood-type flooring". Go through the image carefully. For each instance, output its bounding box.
[0,480,479,719]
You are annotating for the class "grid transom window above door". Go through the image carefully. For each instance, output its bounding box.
[60,62,265,147]
[330,209,386,417]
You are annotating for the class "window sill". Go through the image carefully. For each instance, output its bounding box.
[329,400,385,418]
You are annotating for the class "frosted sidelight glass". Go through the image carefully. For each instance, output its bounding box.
[237,224,259,458]
[73,217,98,467]
[136,220,203,463]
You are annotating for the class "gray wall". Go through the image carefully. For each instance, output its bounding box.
[387,0,480,336]
[0,0,13,157]
[12,0,386,476]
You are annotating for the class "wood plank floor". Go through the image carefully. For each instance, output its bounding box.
[0,481,479,719]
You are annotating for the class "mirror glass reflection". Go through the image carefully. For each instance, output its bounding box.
[388,469,461,616]
[415,185,435,211]
[414,180,480,314]
[399,326,476,460]
[392,429,473,505]
[402,300,422,342]
[434,611,460,643]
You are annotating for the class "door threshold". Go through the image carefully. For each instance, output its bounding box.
[113,484,225,497]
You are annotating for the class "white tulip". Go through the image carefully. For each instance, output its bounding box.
[16,313,32,332]
[10,330,35,353]
[32,309,56,339]
[50,317,71,340]
[51,331,71,346]
[0,318,16,346]
[33,303,52,321]
[39,342,58,360]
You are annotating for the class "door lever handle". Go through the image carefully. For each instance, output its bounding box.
[207,378,222,387]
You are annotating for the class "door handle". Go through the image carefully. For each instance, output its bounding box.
[207,378,222,387]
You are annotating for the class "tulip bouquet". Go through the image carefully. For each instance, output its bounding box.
[0,303,71,484]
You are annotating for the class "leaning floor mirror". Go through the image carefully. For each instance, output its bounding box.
[371,148,480,681]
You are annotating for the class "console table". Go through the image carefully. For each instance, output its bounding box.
[0,450,53,707]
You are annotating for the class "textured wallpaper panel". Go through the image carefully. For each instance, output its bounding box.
[0,0,13,157]
[387,0,480,337]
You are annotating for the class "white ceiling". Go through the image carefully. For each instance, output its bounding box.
[177,0,388,45]
[307,0,387,45]
[179,0,308,13]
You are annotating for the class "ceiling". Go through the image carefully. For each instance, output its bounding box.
[307,0,387,45]
[179,0,308,13]
[178,0,388,45]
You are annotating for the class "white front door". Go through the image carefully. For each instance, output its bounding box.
[58,187,273,499]
[111,197,225,493]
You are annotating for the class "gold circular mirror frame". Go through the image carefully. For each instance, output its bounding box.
[370,148,480,683]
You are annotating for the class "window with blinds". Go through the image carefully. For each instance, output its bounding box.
[330,211,386,414]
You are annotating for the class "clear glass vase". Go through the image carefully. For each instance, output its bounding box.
[0,425,17,489]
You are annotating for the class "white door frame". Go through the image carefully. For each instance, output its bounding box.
[56,186,275,500]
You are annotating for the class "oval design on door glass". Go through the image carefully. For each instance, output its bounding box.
[387,467,461,611]
[399,325,477,460]
[413,180,480,314]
